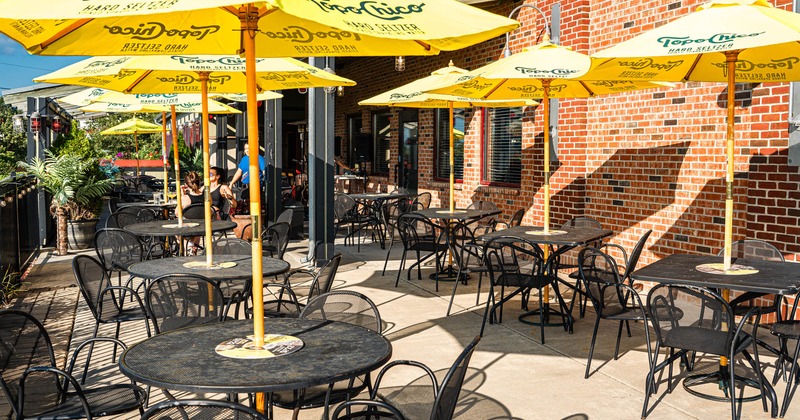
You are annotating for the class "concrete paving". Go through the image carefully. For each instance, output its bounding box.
[4,236,794,419]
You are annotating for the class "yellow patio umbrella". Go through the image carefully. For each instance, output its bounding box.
[0,0,518,354]
[100,117,162,176]
[427,40,673,233]
[81,95,241,225]
[36,55,354,266]
[359,61,538,212]
[591,0,800,270]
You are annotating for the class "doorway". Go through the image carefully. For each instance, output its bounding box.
[398,109,419,193]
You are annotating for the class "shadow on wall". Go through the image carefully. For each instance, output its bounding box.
[472,140,691,230]
[652,148,800,259]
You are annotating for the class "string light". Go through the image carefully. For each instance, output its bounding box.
[395,56,406,71]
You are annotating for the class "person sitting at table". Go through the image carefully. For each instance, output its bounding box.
[210,166,237,219]
[180,171,204,209]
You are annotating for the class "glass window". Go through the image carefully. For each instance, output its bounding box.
[373,112,391,175]
[483,107,523,185]
[435,108,465,181]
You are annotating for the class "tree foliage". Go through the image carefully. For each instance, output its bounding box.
[0,97,27,178]
[86,113,163,159]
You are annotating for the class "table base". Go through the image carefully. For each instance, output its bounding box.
[429,266,469,282]
[683,369,763,403]
[518,303,572,332]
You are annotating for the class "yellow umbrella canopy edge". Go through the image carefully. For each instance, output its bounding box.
[591,0,800,270]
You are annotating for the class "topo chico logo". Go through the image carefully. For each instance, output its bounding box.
[389,92,423,100]
[711,57,800,74]
[260,73,312,82]
[156,74,231,85]
[616,58,684,72]
[85,58,131,68]
[104,22,219,41]
[656,32,764,48]
[509,84,567,94]
[515,66,581,77]
[170,56,257,66]
[264,26,362,44]
[308,0,425,21]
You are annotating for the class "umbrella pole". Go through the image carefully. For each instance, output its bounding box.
[134,133,140,177]
[449,101,455,212]
[723,51,739,273]
[542,81,551,235]
[162,112,169,203]
[241,4,265,348]
[172,105,184,225]
[199,72,214,267]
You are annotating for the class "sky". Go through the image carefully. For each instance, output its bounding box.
[0,35,86,91]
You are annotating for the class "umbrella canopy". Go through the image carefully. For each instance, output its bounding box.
[99,116,162,135]
[591,0,800,270]
[212,92,282,102]
[0,0,519,354]
[34,55,357,93]
[0,0,518,57]
[359,61,538,212]
[100,117,162,176]
[427,40,672,232]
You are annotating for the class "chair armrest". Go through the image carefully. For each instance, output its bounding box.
[732,306,762,354]
[66,337,129,376]
[371,360,438,400]
[597,243,629,267]
[283,267,317,282]
[259,283,302,317]
[98,286,152,336]
[331,399,407,419]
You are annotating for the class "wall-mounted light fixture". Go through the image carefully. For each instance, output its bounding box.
[12,114,26,133]
[323,57,337,94]
[395,56,405,72]
[337,86,345,97]
[29,111,42,133]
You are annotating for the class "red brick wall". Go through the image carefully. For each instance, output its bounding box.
[334,0,800,276]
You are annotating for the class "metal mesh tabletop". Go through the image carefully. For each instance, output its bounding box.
[119,319,392,393]
[127,255,290,281]
[478,225,613,247]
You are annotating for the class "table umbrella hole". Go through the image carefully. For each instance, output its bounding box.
[215,334,304,359]
[183,261,237,270]
[696,263,759,276]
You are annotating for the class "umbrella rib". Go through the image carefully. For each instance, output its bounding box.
[38,19,92,53]
[483,79,510,100]
[682,55,704,83]
[123,70,153,93]
[578,81,597,97]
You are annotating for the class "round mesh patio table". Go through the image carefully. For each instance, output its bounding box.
[124,219,236,237]
[119,319,392,393]
[127,254,290,281]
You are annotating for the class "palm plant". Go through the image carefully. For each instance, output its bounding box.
[19,151,112,255]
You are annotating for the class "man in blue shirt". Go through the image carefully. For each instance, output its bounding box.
[231,147,266,186]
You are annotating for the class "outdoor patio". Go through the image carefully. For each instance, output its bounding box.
[3,233,793,420]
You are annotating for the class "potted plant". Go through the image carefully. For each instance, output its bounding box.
[19,151,113,255]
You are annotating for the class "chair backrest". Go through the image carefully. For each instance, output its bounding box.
[93,228,144,273]
[0,310,59,418]
[621,229,653,281]
[397,213,440,248]
[507,209,524,228]
[141,399,268,420]
[483,235,543,282]
[334,193,358,221]
[468,200,500,223]
[560,216,602,230]
[578,247,631,314]
[308,254,343,301]
[275,208,294,226]
[431,335,481,420]
[145,274,227,335]
[301,291,382,333]
[382,200,403,230]
[413,192,432,209]
[73,255,121,322]
[182,203,206,219]
[211,238,252,256]
[263,221,291,259]
[647,284,735,355]
[716,239,785,262]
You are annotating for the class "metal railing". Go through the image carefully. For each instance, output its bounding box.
[0,174,40,279]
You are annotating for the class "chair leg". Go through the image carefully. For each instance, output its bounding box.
[614,320,624,360]
[446,265,463,316]
[381,233,395,276]
[415,250,422,280]
[476,272,483,306]
[395,250,407,287]
[585,315,601,379]
[82,322,101,384]
[780,338,800,418]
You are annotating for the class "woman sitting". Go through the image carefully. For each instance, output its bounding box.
[180,171,204,209]
[209,167,237,220]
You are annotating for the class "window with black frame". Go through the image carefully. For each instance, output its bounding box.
[435,108,465,180]
[373,112,391,175]
[483,107,523,185]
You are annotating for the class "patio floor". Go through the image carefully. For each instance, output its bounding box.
[3,234,794,419]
